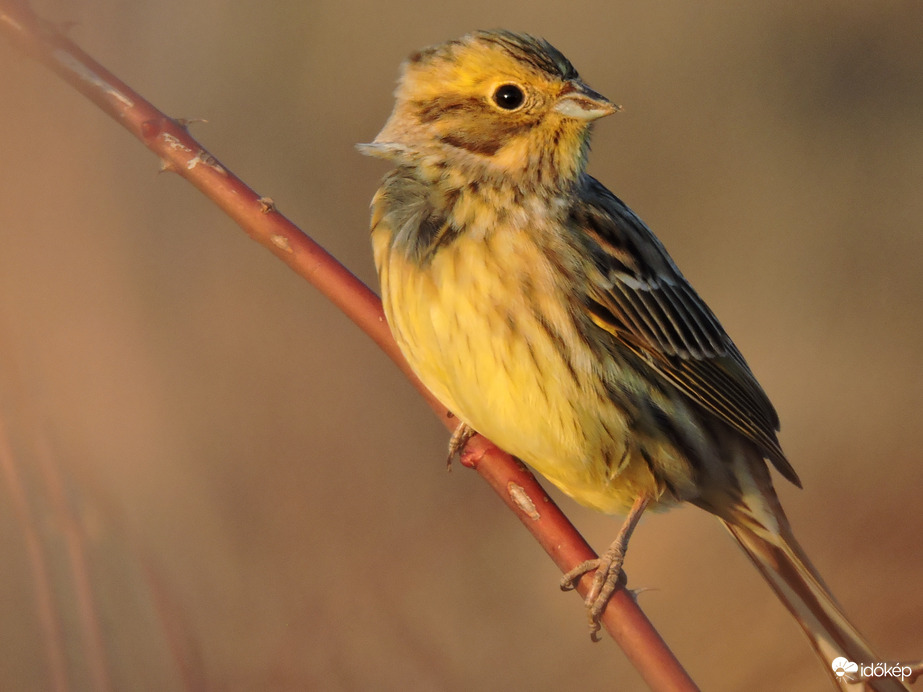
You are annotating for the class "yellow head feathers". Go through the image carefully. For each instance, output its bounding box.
[359,30,618,188]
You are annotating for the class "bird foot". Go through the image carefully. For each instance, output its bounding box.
[560,551,627,641]
[446,422,475,470]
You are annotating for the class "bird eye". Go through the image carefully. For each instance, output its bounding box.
[492,83,525,110]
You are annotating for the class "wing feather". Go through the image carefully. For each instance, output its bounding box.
[574,177,800,486]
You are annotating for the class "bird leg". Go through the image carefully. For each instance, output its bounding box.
[446,421,475,470]
[560,494,650,641]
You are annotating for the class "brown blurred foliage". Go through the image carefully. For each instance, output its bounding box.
[1,1,921,690]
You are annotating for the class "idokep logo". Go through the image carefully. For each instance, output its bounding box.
[831,657,914,683]
[831,657,859,678]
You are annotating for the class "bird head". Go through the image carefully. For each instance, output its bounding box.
[359,30,619,190]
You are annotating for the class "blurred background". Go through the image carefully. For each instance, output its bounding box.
[1,1,921,690]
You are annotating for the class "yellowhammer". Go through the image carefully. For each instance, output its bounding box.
[359,30,908,690]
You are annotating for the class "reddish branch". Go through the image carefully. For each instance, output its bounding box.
[0,3,697,690]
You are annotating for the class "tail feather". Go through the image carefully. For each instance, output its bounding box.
[723,520,911,692]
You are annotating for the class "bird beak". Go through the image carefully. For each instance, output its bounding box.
[554,81,621,121]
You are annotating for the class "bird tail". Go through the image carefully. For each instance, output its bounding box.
[722,517,911,691]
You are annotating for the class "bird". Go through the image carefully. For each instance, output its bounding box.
[358,29,910,690]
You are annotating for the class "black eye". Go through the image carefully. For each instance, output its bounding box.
[492,84,525,110]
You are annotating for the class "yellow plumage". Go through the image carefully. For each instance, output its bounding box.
[374,203,679,514]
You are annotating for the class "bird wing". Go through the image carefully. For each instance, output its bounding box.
[574,177,800,486]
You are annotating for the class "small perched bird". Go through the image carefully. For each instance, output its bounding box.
[359,30,908,690]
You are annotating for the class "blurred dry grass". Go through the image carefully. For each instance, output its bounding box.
[1,1,921,690]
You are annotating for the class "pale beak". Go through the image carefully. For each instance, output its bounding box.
[554,81,621,121]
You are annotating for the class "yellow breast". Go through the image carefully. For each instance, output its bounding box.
[372,217,677,515]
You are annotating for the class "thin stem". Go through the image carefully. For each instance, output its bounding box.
[34,438,112,692]
[0,420,70,692]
